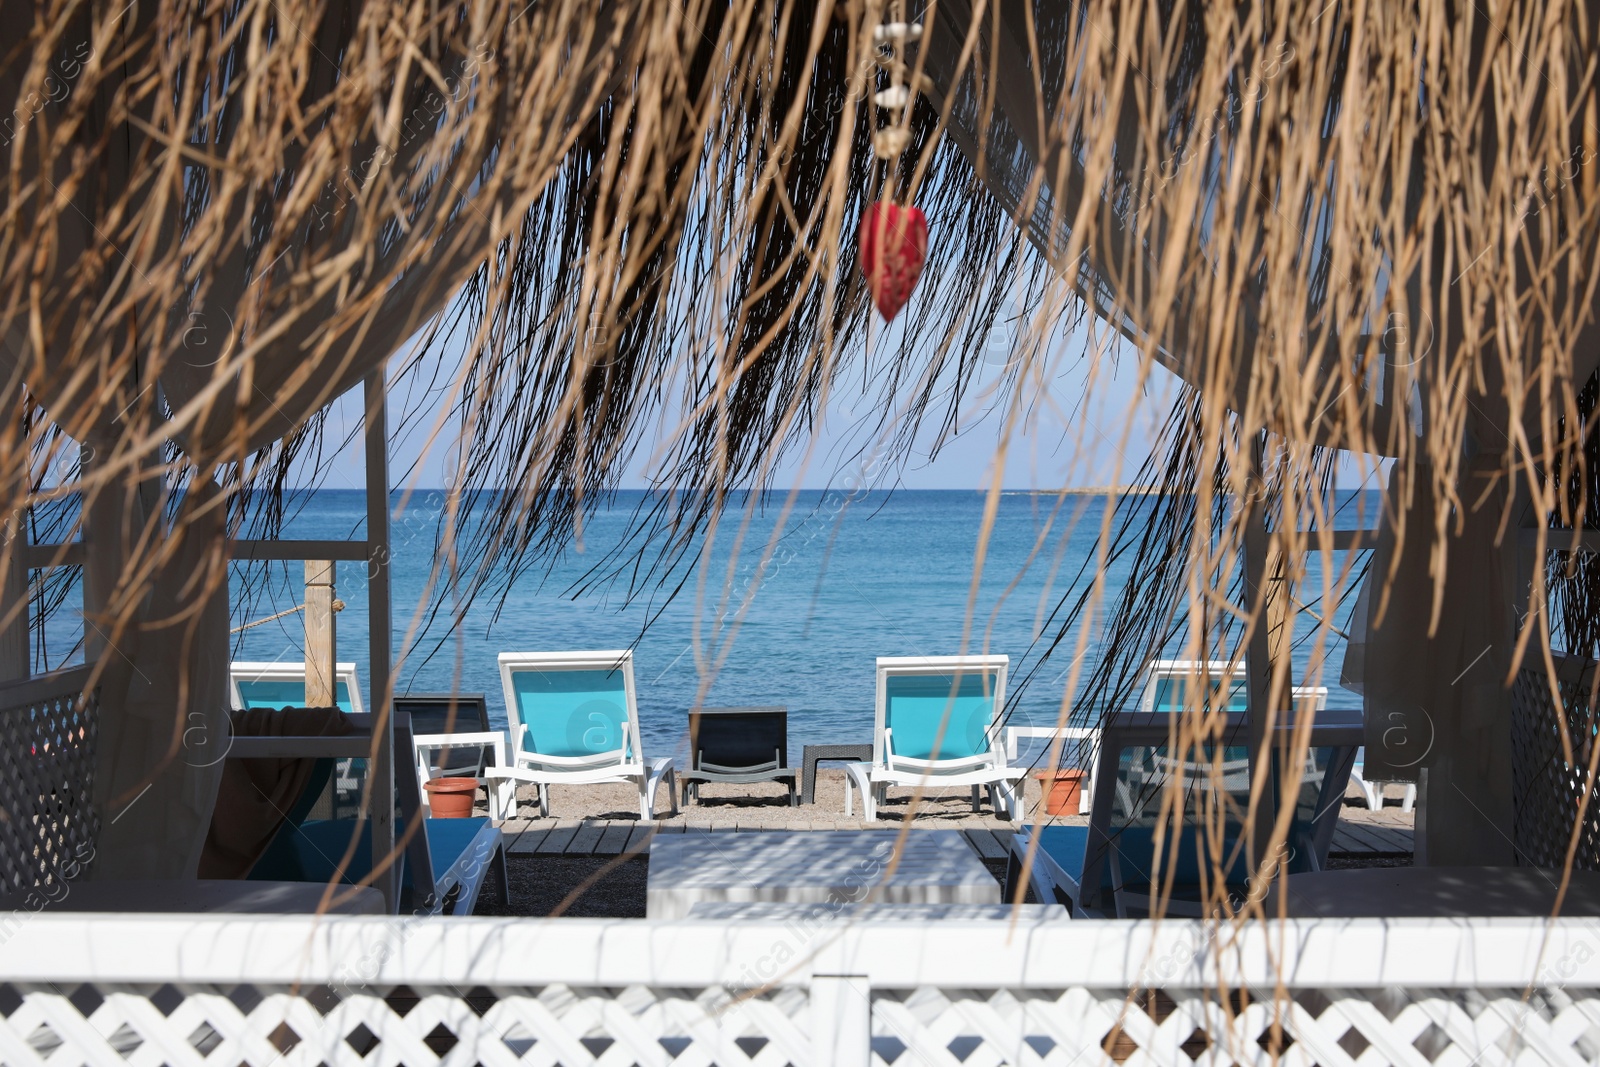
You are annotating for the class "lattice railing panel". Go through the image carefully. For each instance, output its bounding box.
[1510,662,1600,870]
[4,916,1600,1066]
[868,986,1600,1067]
[0,671,98,895]
[0,982,812,1067]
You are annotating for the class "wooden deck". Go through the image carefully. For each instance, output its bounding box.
[495,810,1414,860]
[1329,810,1415,855]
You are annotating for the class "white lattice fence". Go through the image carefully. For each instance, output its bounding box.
[2,916,1600,1065]
[869,985,1600,1067]
[0,666,98,896]
[0,982,813,1066]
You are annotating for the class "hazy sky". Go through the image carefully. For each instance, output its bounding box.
[313,307,1181,493]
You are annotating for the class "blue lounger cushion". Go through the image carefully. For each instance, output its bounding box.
[508,667,632,759]
[421,818,497,877]
[1028,823,1254,894]
[235,678,360,714]
[1150,677,1249,715]
[1033,825,1090,883]
[250,816,493,889]
[883,672,996,760]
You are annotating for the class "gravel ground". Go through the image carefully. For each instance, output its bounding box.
[482,769,1046,826]
[1326,853,1413,869]
[476,855,650,918]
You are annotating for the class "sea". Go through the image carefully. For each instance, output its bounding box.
[186,489,1370,763]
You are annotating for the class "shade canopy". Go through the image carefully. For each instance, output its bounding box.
[3,0,1597,878]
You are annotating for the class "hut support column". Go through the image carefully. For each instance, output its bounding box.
[0,512,28,683]
[1413,457,1518,865]
[1243,442,1284,873]
[365,370,394,911]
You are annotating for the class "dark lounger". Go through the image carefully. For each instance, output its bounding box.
[682,705,799,806]
[397,692,493,776]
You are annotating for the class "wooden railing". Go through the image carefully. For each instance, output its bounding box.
[0,914,1595,1065]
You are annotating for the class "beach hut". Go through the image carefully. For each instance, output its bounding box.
[1,0,1599,1060]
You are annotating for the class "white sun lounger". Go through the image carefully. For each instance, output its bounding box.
[844,655,1023,821]
[482,650,678,820]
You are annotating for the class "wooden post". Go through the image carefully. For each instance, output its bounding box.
[364,370,394,912]
[0,493,29,683]
[304,560,336,706]
[0,405,29,681]
[1242,439,1292,872]
[80,443,111,665]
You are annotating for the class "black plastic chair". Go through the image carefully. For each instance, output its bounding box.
[397,693,493,776]
[682,706,799,806]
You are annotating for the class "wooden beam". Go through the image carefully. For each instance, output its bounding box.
[19,542,85,568]
[1287,529,1376,549]
[225,736,375,759]
[0,664,93,709]
[17,540,381,569]
[1523,528,1600,552]
[1329,529,1375,551]
[229,539,368,561]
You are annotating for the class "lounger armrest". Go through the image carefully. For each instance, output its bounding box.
[415,731,510,770]
[887,751,998,774]
[883,730,1003,773]
[518,748,631,770]
[697,758,781,775]
[416,730,505,746]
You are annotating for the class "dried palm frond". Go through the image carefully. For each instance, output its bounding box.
[2,0,1598,958]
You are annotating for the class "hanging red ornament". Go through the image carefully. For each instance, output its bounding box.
[858,202,928,322]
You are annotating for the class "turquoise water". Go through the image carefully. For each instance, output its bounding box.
[223,489,1367,762]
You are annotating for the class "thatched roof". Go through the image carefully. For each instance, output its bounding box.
[3,0,1599,890]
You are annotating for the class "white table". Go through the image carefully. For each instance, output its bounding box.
[647,831,1001,919]
[686,901,1067,922]
[1264,867,1600,918]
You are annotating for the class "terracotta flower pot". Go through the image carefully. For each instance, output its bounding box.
[423,776,480,818]
[1033,769,1087,816]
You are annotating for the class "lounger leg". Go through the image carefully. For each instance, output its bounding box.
[537,784,550,819]
[667,768,679,817]
[993,782,1018,821]
[984,784,1001,818]
[842,764,876,820]
[1003,848,1025,901]
[494,840,510,906]
[1401,783,1417,812]
[1109,852,1131,920]
[639,777,653,821]
[970,785,981,813]
[489,776,516,821]
[1353,771,1381,810]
